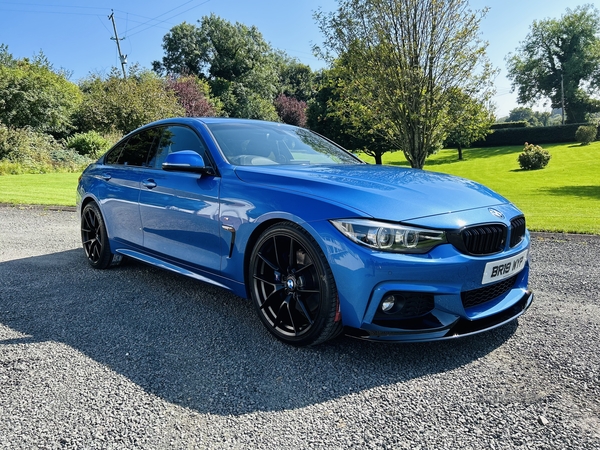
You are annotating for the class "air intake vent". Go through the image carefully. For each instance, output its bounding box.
[462,275,517,309]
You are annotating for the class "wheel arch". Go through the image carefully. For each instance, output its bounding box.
[79,195,100,216]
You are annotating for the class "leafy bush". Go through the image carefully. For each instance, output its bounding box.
[518,142,551,170]
[0,52,82,138]
[0,125,90,173]
[76,67,184,135]
[66,131,112,159]
[575,125,597,145]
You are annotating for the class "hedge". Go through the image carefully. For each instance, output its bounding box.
[473,123,594,147]
[490,121,529,130]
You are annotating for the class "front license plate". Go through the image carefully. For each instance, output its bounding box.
[481,250,528,285]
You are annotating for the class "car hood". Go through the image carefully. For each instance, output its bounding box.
[234,164,509,222]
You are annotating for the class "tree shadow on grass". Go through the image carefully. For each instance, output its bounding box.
[424,146,524,167]
[541,185,600,200]
[0,249,518,416]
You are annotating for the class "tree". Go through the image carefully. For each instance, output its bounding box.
[276,57,315,102]
[445,88,494,160]
[274,94,307,127]
[153,15,282,120]
[76,66,184,135]
[165,75,221,117]
[507,107,541,126]
[0,49,82,137]
[0,43,15,67]
[152,22,208,78]
[315,0,495,169]
[308,59,393,164]
[210,78,279,121]
[506,5,600,124]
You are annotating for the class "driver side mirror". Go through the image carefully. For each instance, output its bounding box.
[162,150,215,175]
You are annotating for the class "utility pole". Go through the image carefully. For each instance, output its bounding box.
[108,10,127,79]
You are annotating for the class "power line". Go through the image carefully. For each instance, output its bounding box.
[0,7,102,16]
[0,0,212,35]
[120,0,198,34]
[124,0,212,38]
[0,1,105,9]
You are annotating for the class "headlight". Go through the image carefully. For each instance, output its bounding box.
[330,219,446,254]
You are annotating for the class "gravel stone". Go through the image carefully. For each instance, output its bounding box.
[1,206,599,449]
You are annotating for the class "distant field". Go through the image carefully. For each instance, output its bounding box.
[1,141,599,234]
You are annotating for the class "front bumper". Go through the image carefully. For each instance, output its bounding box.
[344,290,533,342]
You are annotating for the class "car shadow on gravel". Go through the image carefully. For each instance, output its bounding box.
[0,249,517,416]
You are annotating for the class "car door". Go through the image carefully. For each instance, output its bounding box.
[138,125,223,273]
[98,128,159,247]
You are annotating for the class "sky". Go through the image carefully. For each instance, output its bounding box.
[0,0,597,117]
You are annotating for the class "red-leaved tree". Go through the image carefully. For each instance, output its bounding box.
[274,94,307,127]
[166,75,218,117]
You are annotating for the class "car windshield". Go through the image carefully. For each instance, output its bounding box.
[205,121,364,166]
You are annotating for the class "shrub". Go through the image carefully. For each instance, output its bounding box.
[575,125,597,145]
[66,131,112,159]
[0,125,91,173]
[518,142,551,170]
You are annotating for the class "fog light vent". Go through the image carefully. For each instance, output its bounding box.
[375,292,434,320]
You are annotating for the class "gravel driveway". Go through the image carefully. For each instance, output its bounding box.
[0,206,599,449]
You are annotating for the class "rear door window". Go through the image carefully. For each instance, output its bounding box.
[117,127,162,167]
[104,139,127,165]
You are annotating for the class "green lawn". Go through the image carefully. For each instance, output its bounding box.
[1,142,599,234]
[0,172,81,207]
[361,141,600,235]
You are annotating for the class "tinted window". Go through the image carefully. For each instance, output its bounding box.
[150,126,209,169]
[104,139,127,165]
[116,127,161,167]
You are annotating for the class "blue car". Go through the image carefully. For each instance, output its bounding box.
[77,118,533,346]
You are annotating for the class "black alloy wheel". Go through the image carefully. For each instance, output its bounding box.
[81,203,120,269]
[249,222,342,346]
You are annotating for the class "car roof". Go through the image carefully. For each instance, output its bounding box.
[142,117,289,128]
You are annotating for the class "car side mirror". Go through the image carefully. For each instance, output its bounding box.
[162,150,215,175]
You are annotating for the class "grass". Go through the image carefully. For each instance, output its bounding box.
[360,141,600,235]
[0,172,81,207]
[1,141,599,234]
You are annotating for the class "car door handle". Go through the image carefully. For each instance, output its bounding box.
[142,179,157,189]
[101,173,112,181]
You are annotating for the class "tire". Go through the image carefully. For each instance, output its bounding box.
[249,222,342,346]
[80,203,122,269]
